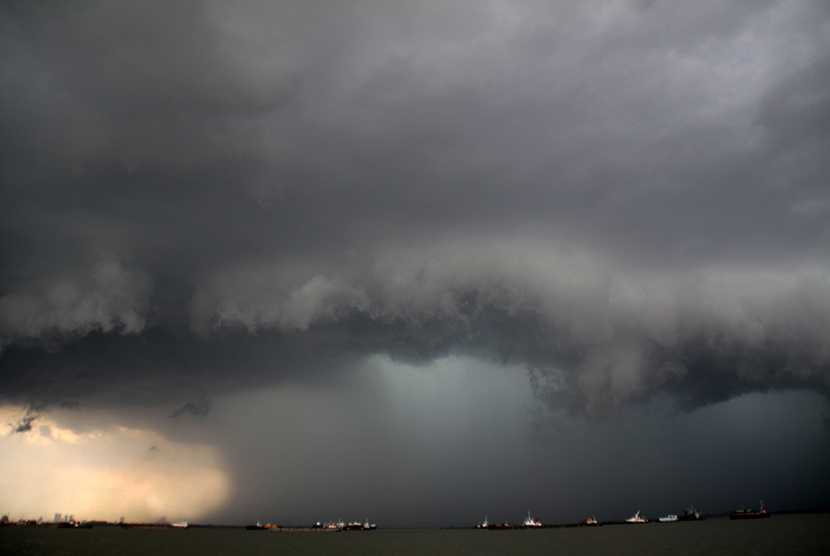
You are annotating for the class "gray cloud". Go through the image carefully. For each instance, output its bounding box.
[1,0,829,524]
[1,0,827,409]
[8,406,44,434]
[0,3,830,411]
[0,257,152,349]
[170,397,211,418]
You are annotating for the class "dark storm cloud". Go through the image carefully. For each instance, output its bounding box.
[1,0,829,423]
[170,397,211,418]
[8,405,43,434]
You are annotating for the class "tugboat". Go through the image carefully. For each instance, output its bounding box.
[625,511,648,523]
[522,512,542,527]
[729,501,770,520]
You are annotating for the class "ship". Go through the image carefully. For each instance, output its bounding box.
[676,506,703,521]
[522,512,542,527]
[583,516,600,526]
[326,520,346,531]
[57,521,93,529]
[310,520,345,531]
[267,524,342,532]
[625,511,648,523]
[729,501,770,520]
[341,519,375,531]
[658,514,678,522]
[476,516,489,529]
[119,523,183,530]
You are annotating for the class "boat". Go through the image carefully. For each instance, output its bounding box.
[246,521,265,530]
[342,520,375,531]
[676,506,703,521]
[476,516,489,529]
[729,501,770,520]
[658,514,678,522]
[119,523,177,530]
[57,521,93,529]
[311,520,345,531]
[625,511,648,523]
[170,521,188,528]
[522,512,542,527]
[326,520,345,531]
[583,516,599,526]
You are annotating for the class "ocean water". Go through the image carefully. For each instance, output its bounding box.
[2,514,829,556]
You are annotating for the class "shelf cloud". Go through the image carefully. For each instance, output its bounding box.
[1,0,828,525]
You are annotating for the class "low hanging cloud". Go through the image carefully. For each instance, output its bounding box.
[0,258,152,350]
[170,398,212,419]
[9,405,45,434]
[186,240,830,419]
[0,0,828,423]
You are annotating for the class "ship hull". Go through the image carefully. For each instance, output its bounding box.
[729,511,770,520]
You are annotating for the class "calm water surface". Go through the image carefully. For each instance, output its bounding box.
[2,514,829,556]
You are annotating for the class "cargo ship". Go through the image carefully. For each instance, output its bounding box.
[729,501,769,520]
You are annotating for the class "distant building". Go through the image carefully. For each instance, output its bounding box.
[54,513,61,523]
[119,516,125,524]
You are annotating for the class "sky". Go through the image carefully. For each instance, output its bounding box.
[1,0,829,527]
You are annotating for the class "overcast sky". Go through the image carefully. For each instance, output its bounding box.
[1,0,829,527]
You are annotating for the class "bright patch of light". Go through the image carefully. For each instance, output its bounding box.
[0,406,231,523]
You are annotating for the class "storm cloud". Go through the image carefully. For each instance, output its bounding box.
[1,0,829,525]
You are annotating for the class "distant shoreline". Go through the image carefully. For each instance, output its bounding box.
[2,508,828,531]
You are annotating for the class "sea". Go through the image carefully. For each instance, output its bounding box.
[1,513,828,556]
